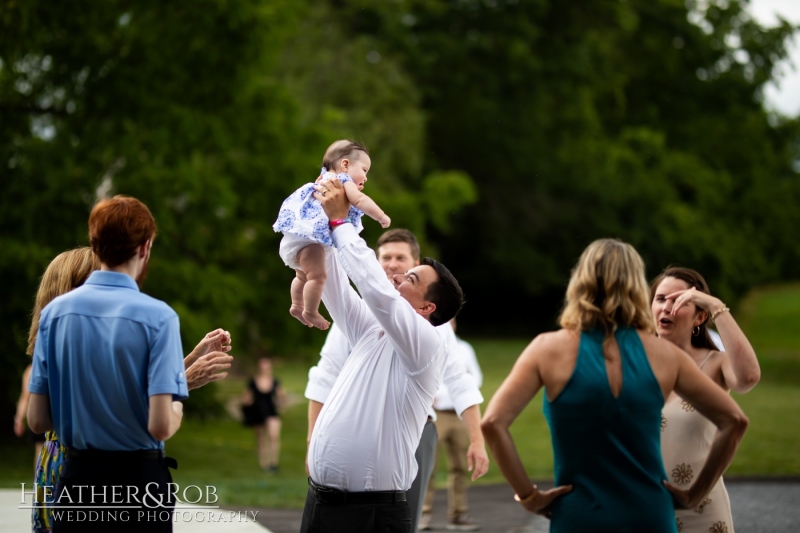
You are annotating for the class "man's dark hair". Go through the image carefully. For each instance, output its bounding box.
[421,257,464,326]
[376,229,421,261]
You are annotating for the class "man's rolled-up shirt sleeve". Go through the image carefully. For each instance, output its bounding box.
[445,372,482,418]
[305,323,351,403]
[147,314,188,400]
[461,339,483,388]
[331,224,442,374]
[442,333,483,417]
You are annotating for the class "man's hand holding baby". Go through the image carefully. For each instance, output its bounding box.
[314,177,351,222]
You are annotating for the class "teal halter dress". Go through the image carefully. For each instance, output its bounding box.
[543,328,677,533]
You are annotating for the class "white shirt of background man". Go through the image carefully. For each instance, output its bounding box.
[433,333,482,411]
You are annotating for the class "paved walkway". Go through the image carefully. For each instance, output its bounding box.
[243,479,800,533]
[4,479,799,532]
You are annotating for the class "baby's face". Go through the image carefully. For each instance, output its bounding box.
[346,153,372,190]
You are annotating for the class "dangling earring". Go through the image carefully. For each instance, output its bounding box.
[692,326,700,337]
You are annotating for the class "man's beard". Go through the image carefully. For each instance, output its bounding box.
[136,260,149,288]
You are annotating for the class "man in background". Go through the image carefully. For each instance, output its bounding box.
[421,319,484,531]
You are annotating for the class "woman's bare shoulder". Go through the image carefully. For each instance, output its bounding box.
[532,328,578,343]
[524,329,580,357]
[635,329,692,382]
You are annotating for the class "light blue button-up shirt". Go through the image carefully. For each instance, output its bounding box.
[29,270,188,450]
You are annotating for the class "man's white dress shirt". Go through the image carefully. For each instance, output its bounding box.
[307,224,449,491]
[306,323,483,421]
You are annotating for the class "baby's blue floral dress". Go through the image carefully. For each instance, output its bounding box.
[272,172,364,246]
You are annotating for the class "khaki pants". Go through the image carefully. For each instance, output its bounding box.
[422,410,470,519]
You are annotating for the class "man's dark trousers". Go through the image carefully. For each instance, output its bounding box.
[300,485,412,533]
[52,450,175,533]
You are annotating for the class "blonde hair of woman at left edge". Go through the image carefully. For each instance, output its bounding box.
[26,247,99,355]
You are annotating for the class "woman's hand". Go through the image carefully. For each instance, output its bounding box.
[13,415,25,437]
[185,329,231,368]
[516,484,573,518]
[186,351,234,390]
[183,329,233,390]
[663,480,703,510]
[667,287,724,316]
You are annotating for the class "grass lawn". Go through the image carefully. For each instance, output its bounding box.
[3,285,799,508]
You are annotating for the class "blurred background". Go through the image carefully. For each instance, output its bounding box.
[2,0,799,508]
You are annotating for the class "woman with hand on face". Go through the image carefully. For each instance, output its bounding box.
[481,239,749,532]
[653,267,760,533]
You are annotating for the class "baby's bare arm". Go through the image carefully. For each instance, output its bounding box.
[342,181,391,227]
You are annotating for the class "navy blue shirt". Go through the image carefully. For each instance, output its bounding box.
[29,270,188,450]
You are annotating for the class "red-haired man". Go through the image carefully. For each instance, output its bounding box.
[28,195,188,533]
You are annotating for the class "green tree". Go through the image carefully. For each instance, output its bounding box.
[330,0,800,332]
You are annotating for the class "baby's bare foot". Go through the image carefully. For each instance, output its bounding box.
[290,305,309,326]
[302,310,330,330]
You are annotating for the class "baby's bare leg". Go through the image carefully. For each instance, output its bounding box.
[290,270,309,326]
[296,244,330,330]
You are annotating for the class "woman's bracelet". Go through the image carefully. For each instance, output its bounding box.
[711,304,730,321]
[514,485,538,505]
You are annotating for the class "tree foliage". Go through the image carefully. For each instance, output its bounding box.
[330,0,800,330]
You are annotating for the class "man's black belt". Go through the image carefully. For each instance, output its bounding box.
[66,449,166,461]
[308,478,407,505]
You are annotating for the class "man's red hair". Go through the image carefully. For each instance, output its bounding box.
[88,195,157,267]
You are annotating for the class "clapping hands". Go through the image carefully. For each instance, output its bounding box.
[184,329,233,390]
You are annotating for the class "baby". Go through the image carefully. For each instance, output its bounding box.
[273,140,390,329]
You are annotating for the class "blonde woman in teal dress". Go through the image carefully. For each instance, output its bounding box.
[652,267,760,533]
[482,239,750,532]
[25,248,234,532]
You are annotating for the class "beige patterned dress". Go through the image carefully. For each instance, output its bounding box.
[661,352,733,533]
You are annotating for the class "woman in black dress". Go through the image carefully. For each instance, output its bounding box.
[242,357,286,471]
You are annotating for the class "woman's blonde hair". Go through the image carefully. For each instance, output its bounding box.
[26,247,100,355]
[558,239,655,339]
